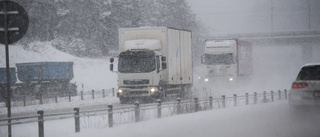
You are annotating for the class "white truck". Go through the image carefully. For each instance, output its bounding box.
[200,39,252,84]
[110,27,193,103]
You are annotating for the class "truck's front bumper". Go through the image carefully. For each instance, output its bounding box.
[199,76,236,83]
[117,86,159,98]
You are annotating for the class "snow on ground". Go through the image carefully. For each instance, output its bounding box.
[61,100,320,137]
[6,100,320,137]
[0,42,120,114]
[0,96,119,115]
[0,42,117,92]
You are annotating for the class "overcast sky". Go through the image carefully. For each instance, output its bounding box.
[186,0,320,34]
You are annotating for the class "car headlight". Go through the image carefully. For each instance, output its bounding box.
[150,88,156,93]
[205,78,209,82]
[229,78,233,81]
[118,89,123,93]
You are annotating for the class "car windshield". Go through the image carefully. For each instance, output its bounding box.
[297,65,320,80]
[118,51,156,73]
[202,53,233,65]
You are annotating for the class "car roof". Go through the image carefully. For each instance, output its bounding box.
[302,63,320,67]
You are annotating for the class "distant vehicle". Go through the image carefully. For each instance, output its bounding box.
[199,39,252,84]
[0,62,77,102]
[110,27,193,104]
[289,63,320,106]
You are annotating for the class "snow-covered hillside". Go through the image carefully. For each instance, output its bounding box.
[0,42,117,92]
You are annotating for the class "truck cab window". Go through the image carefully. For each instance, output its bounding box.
[118,51,156,73]
[203,53,234,65]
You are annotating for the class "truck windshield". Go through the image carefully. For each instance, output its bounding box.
[202,53,233,65]
[118,51,156,73]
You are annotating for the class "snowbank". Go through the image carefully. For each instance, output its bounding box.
[0,42,117,92]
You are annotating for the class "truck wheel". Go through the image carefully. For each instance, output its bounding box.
[68,83,77,96]
[119,97,127,104]
[34,85,45,99]
[0,87,5,102]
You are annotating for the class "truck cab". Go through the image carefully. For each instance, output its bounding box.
[111,39,166,103]
[200,39,238,83]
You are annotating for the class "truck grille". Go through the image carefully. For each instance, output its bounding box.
[129,91,149,94]
[123,80,149,85]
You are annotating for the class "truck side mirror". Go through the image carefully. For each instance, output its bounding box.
[162,62,167,70]
[110,58,114,63]
[110,64,114,71]
[161,57,166,61]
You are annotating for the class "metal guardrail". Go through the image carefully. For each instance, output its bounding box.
[0,88,116,108]
[0,89,288,137]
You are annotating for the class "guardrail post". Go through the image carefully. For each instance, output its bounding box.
[222,95,226,108]
[157,99,161,118]
[271,90,274,102]
[284,89,288,99]
[40,95,43,105]
[134,102,140,122]
[278,90,282,100]
[103,89,105,98]
[263,91,267,103]
[245,93,249,105]
[38,110,44,137]
[254,92,257,104]
[177,98,181,114]
[23,95,26,106]
[233,94,237,107]
[108,105,113,127]
[55,95,58,103]
[74,108,80,132]
[69,92,72,102]
[209,96,213,109]
[92,90,95,99]
[194,97,199,112]
[81,90,83,100]
[112,88,115,97]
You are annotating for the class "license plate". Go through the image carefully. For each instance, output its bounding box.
[313,91,320,97]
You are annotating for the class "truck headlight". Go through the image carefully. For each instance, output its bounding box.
[205,78,209,82]
[229,78,233,81]
[150,87,156,93]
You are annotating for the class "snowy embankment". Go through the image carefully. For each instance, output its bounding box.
[0,42,119,114]
[62,100,320,137]
[0,41,117,92]
[7,100,320,137]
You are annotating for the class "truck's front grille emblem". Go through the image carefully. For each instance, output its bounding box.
[123,80,149,85]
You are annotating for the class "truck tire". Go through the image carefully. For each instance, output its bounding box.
[67,83,77,96]
[119,97,127,104]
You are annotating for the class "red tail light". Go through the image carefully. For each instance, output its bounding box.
[292,83,308,88]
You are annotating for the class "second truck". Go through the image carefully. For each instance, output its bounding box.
[199,38,252,85]
[110,27,193,103]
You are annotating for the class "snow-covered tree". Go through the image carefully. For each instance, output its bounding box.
[13,0,201,57]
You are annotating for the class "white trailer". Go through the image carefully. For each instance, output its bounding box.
[200,39,252,84]
[110,27,193,103]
